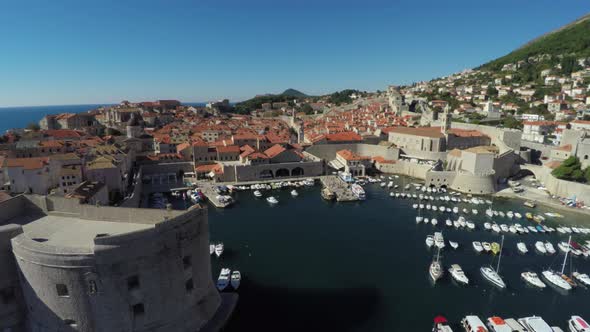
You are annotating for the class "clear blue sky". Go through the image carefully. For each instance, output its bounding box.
[1,0,589,107]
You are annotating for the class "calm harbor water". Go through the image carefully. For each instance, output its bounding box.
[198,180,590,331]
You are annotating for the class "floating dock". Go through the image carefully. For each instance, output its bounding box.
[320,175,359,202]
[198,182,233,208]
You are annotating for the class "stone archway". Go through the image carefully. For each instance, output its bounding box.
[275,168,290,177]
[291,167,304,176]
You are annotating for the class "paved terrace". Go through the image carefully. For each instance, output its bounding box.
[320,175,359,202]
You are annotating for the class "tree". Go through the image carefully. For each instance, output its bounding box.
[27,122,40,131]
[486,86,498,98]
[584,167,590,183]
[503,116,522,129]
[300,104,314,114]
[552,156,587,183]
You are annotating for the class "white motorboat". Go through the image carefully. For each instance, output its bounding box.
[352,184,366,200]
[449,241,459,249]
[500,224,509,232]
[439,206,446,212]
[452,207,459,214]
[535,241,547,254]
[480,235,506,289]
[210,244,215,255]
[215,243,224,257]
[426,235,435,248]
[482,242,492,252]
[462,316,487,332]
[426,204,431,210]
[291,190,298,197]
[544,242,556,255]
[486,208,494,218]
[508,226,517,234]
[573,272,590,287]
[412,203,418,209]
[434,232,445,249]
[528,225,538,233]
[462,208,469,214]
[472,241,484,253]
[231,270,241,290]
[431,218,438,226]
[429,246,443,283]
[445,219,452,227]
[517,242,528,254]
[521,271,546,289]
[453,220,460,228]
[466,221,475,230]
[449,264,469,285]
[416,216,424,224]
[568,316,590,332]
[472,209,478,215]
[266,196,279,204]
[518,316,554,332]
[514,212,522,219]
[507,211,514,219]
[484,222,491,230]
[216,268,231,291]
[253,190,262,197]
[558,242,570,253]
[499,211,505,218]
[491,224,501,233]
[424,218,430,224]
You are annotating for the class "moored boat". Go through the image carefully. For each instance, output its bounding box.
[215,243,224,257]
[231,270,241,290]
[473,241,484,253]
[521,271,546,289]
[216,268,231,291]
[568,315,590,332]
[517,242,528,254]
[449,264,469,285]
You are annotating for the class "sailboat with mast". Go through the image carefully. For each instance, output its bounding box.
[542,235,573,291]
[480,235,506,289]
[429,244,443,282]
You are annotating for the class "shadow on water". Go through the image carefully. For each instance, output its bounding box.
[224,279,380,332]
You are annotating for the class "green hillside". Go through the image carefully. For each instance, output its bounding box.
[281,88,308,98]
[480,14,590,71]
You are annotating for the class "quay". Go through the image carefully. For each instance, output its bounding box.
[198,182,233,208]
[320,175,359,202]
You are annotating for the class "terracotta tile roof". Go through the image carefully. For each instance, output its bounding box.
[555,144,572,151]
[247,152,269,160]
[176,142,191,153]
[372,156,396,164]
[336,149,370,161]
[195,163,219,172]
[324,132,363,142]
[217,145,241,153]
[447,128,488,138]
[572,120,590,125]
[44,129,85,139]
[5,157,49,170]
[264,144,286,159]
[523,121,557,126]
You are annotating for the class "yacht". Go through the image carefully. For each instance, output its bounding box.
[449,241,459,249]
[517,242,528,254]
[462,316,488,332]
[426,235,434,248]
[473,241,484,253]
[482,242,492,252]
[535,241,547,254]
[480,235,506,289]
[518,316,554,332]
[215,243,224,257]
[432,315,454,332]
[544,242,556,255]
[434,232,445,249]
[449,264,469,285]
[521,271,546,289]
[487,316,513,332]
[253,190,262,197]
[573,272,590,287]
[231,270,241,290]
[351,184,366,200]
[429,246,443,283]
[568,316,590,332]
[558,242,570,253]
[291,189,298,197]
[542,236,573,291]
[266,196,279,204]
[216,268,231,291]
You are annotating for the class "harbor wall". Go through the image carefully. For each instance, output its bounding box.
[375,160,431,179]
[218,161,324,183]
[425,171,496,195]
[523,165,590,204]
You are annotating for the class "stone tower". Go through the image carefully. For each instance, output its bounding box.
[441,104,451,134]
[126,113,142,139]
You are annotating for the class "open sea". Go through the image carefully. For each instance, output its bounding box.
[181,181,590,331]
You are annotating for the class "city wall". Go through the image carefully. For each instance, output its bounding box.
[305,143,400,162]
[522,165,590,204]
[451,122,522,153]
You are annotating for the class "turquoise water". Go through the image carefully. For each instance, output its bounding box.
[202,181,590,331]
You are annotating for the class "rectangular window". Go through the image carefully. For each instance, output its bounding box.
[132,303,145,317]
[127,275,140,290]
[56,284,69,297]
[182,255,192,270]
[185,278,194,292]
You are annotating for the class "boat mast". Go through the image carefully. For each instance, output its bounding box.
[496,235,504,273]
[561,235,571,275]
